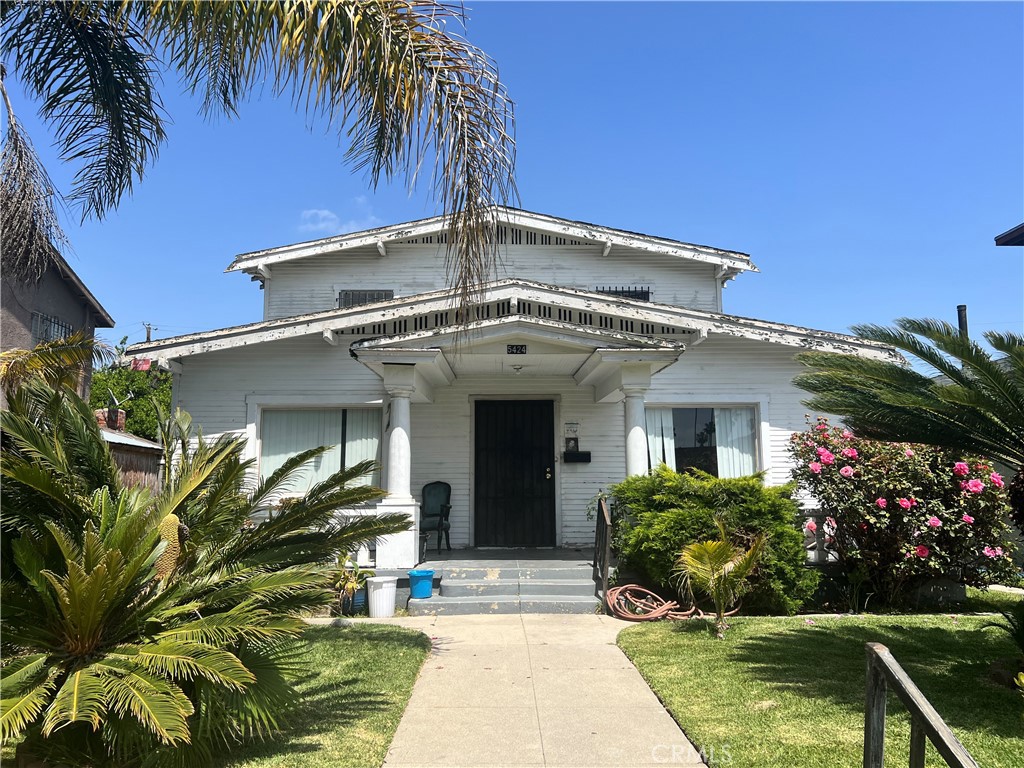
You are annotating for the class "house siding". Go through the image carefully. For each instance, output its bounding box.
[264,241,722,320]
[171,334,809,548]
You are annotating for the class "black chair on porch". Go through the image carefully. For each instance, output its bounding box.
[419,481,452,561]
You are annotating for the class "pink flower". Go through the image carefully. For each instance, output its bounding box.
[805,519,818,533]
[927,516,942,528]
[876,498,887,508]
[809,462,822,474]
[839,466,855,478]
[915,545,930,558]
[953,462,970,476]
[991,472,1005,488]
[897,498,912,510]
[804,618,816,625]
[819,450,835,465]
[983,546,1004,558]
[841,430,854,439]
[961,514,974,524]
[966,479,985,494]
[841,447,858,459]
[905,449,915,457]
[825,516,837,527]
[815,423,829,431]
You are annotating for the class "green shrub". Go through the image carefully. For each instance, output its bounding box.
[609,466,818,614]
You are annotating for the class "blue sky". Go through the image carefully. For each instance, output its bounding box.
[6,1,1023,347]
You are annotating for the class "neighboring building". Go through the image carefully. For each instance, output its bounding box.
[995,223,1024,246]
[1,250,114,400]
[95,407,163,492]
[126,207,898,567]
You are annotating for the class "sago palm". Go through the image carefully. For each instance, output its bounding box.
[1,0,516,310]
[794,318,1024,527]
[673,519,766,639]
[1,377,410,766]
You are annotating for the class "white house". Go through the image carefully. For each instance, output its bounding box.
[127,207,898,568]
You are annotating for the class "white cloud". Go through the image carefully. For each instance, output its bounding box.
[297,198,383,236]
[298,209,341,234]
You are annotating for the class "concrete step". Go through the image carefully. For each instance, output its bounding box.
[441,566,593,581]
[440,578,597,598]
[407,594,602,616]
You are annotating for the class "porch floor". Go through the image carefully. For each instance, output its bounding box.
[419,547,595,568]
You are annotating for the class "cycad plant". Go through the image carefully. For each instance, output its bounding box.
[673,519,766,639]
[1,377,410,766]
[794,319,1024,527]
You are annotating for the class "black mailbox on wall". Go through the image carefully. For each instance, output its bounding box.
[562,451,592,463]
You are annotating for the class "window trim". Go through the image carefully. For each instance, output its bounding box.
[643,396,771,478]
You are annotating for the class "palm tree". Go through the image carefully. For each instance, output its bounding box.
[0,0,516,310]
[673,519,766,639]
[1,377,410,766]
[794,318,1024,527]
[0,329,113,396]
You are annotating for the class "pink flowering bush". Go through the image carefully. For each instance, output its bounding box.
[790,417,1016,606]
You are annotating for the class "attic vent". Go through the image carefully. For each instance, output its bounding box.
[595,286,651,301]
[339,290,395,309]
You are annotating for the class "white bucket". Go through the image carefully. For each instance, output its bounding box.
[367,576,398,618]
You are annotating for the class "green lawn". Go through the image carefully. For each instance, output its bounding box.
[217,624,430,768]
[619,613,1024,768]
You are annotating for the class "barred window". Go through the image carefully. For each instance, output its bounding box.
[31,312,74,345]
[338,289,395,309]
[594,286,651,301]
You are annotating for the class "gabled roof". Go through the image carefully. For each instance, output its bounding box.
[226,206,756,276]
[126,278,898,363]
[52,250,115,328]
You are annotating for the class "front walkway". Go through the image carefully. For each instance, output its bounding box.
[375,613,703,767]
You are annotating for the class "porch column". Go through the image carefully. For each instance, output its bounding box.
[385,386,413,500]
[623,386,648,477]
[375,364,419,568]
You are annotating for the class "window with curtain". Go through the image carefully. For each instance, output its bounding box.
[646,406,757,478]
[260,408,382,491]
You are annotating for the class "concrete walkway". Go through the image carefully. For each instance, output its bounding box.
[373,614,703,767]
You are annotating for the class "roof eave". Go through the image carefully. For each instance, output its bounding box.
[225,206,756,275]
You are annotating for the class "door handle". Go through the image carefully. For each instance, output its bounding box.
[545,467,552,480]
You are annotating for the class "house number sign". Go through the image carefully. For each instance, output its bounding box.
[506,344,528,354]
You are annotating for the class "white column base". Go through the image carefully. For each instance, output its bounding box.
[373,497,420,569]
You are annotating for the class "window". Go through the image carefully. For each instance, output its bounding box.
[646,406,757,478]
[595,286,651,301]
[259,408,382,491]
[31,312,74,345]
[338,290,394,309]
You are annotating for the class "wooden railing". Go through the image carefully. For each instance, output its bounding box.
[864,643,978,768]
[593,497,612,600]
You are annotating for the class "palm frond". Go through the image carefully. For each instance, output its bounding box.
[3,2,166,219]
[0,68,70,282]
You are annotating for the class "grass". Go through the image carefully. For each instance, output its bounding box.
[964,585,1024,613]
[619,612,1024,767]
[216,623,430,768]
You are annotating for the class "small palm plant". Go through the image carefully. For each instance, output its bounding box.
[673,518,766,639]
[1,377,410,766]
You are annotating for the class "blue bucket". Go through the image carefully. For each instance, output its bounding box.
[408,569,435,599]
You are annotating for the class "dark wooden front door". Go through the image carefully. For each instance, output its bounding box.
[474,400,556,547]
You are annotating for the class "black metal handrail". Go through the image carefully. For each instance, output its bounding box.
[593,497,612,601]
[864,642,978,768]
